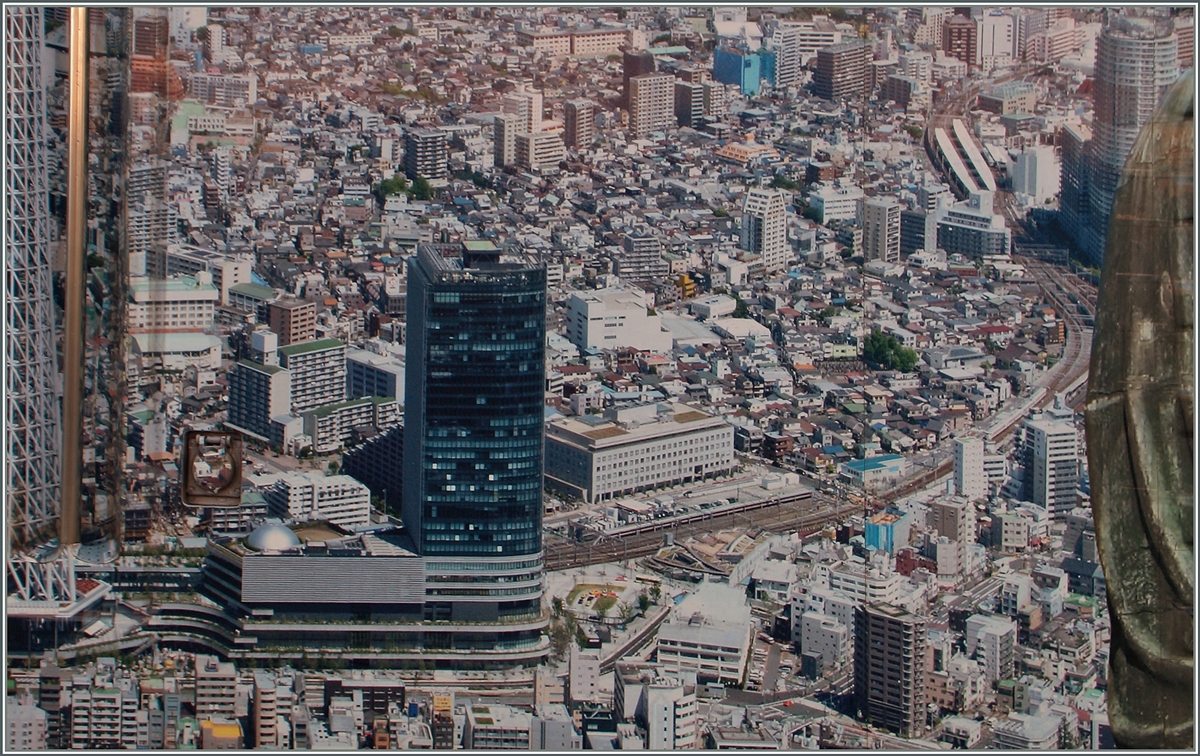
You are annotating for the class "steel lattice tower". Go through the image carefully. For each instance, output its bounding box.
[5,8,64,582]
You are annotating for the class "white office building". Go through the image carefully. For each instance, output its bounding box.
[954,436,988,499]
[564,287,672,353]
[808,183,863,224]
[657,585,752,685]
[545,403,735,504]
[515,130,565,171]
[799,612,850,674]
[127,273,219,333]
[1011,146,1060,206]
[264,472,372,530]
[741,188,789,273]
[977,9,1015,70]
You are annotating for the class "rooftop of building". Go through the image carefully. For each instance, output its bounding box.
[278,337,345,356]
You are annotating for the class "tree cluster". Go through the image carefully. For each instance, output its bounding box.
[862,331,919,372]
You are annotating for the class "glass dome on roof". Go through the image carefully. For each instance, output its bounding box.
[245,522,301,551]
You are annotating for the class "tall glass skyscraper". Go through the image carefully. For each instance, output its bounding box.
[403,240,548,635]
[404,240,546,556]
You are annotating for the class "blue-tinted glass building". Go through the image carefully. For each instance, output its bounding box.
[713,46,767,96]
[404,241,546,559]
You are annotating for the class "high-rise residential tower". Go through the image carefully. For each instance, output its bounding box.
[813,41,870,100]
[862,196,901,263]
[1087,16,1179,263]
[563,99,594,149]
[622,49,656,110]
[953,435,988,500]
[741,188,789,273]
[629,73,674,139]
[1023,414,1079,516]
[403,128,448,182]
[854,602,927,738]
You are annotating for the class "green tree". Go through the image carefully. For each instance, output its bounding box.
[411,175,434,201]
[618,602,636,625]
[593,595,617,617]
[863,331,919,371]
[713,206,730,217]
[638,591,651,613]
[552,596,564,617]
[376,172,408,199]
[649,584,662,604]
[327,459,340,475]
[732,294,750,319]
[905,125,923,140]
[770,175,799,191]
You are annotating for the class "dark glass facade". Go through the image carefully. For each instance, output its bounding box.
[403,242,546,557]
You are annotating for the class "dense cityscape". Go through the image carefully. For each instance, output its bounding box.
[4,4,1193,751]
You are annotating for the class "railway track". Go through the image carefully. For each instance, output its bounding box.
[544,495,846,572]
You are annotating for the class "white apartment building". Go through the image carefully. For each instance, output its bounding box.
[862,196,900,263]
[265,472,372,530]
[227,360,291,442]
[741,188,789,273]
[935,191,1012,258]
[965,614,1017,683]
[954,436,988,499]
[564,287,672,353]
[657,581,753,685]
[7,702,48,751]
[808,183,863,224]
[465,705,532,749]
[277,338,347,414]
[799,612,849,674]
[629,73,674,139]
[325,33,374,48]
[190,71,257,107]
[515,130,565,171]
[127,274,219,333]
[569,648,601,705]
[790,585,858,648]
[642,680,699,750]
[767,19,843,85]
[545,403,734,504]
[825,560,908,607]
[70,686,138,749]
[195,654,238,717]
[1024,416,1078,515]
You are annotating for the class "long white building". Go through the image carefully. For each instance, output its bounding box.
[545,402,734,504]
[127,273,219,333]
[264,471,372,530]
[564,287,672,353]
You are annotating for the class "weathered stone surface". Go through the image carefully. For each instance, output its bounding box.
[1086,70,1194,750]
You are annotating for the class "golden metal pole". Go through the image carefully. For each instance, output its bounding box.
[61,7,89,546]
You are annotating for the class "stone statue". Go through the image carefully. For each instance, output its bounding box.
[1087,70,1194,749]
